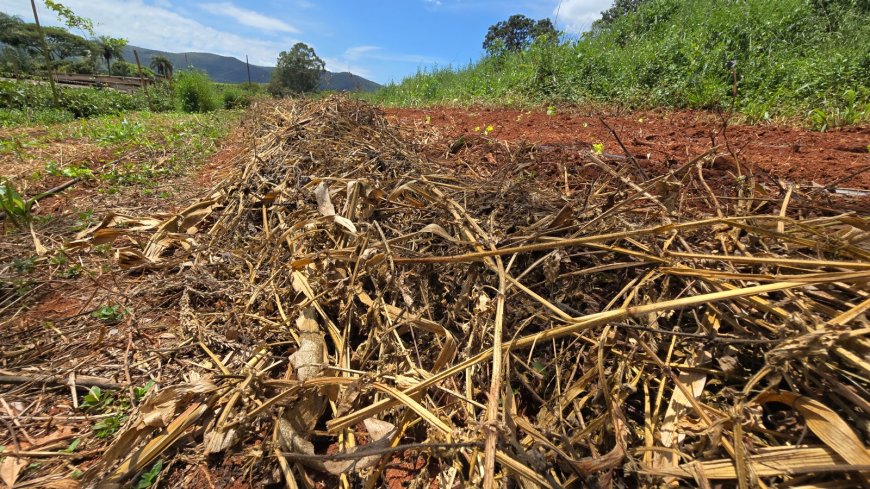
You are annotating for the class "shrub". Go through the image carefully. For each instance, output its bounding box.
[370,0,870,125]
[0,79,175,123]
[174,70,219,113]
[221,87,252,109]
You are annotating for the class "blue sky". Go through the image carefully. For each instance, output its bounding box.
[0,0,613,84]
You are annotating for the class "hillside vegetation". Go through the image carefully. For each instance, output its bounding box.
[371,0,870,126]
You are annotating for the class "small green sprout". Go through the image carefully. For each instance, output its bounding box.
[136,460,164,488]
[592,143,605,155]
[546,105,557,116]
[91,305,130,324]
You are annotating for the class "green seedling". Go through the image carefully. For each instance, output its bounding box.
[0,177,31,228]
[592,143,605,155]
[11,257,35,274]
[91,305,130,324]
[135,460,164,489]
[134,380,156,403]
[93,413,124,439]
[60,439,81,453]
[81,386,114,410]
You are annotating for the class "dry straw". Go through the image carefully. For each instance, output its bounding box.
[8,96,870,488]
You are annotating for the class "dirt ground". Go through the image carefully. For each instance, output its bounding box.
[385,107,870,189]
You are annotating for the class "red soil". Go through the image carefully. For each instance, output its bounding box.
[384,107,870,189]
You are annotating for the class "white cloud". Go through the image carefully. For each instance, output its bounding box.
[343,45,380,61]
[0,0,292,66]
[198,2,300,34]
[555,0,611,34]
[341,46,440,65]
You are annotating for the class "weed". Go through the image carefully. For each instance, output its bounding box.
[81,386,114,410]
[60,439,81,453]
[45,162,94,179]
[11,257,35,274]
[72,210,95,232]
[0,177,31,228]
[134,380,156,403]
[592,143,605,155]
[93,413,124,439]
[175,70,219,113]
[49,251,69,267]
[91,305,130,324]
[135,460,164,489]
[60,265,82,279]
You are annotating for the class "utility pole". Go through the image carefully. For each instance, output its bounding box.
[29,0,59,108]
[245,54,252,86]
[133,50,154,111]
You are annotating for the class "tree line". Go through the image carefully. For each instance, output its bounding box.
[0,12,177,80]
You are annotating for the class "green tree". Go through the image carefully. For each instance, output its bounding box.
[42,0,94,35]
[149,55,173,79]
[592,0,651,29]
[268,43,325,96]
[482,15,558,55]
[96,35,126,72]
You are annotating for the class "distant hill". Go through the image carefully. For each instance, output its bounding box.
[122,46,380,92]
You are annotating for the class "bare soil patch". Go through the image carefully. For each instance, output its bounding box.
[385,107,870,188]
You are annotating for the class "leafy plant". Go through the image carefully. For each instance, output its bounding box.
[11,257,35,274]
[175,70,219,113]
[60,264,82,278]
[45,162,93,179]
[92,413,124,439]
[0,177,31,228]
[134,380,156,403]
[91,305,130,324]
[592,143,605,155]
[81,386,114,410]
[60,438,81,453]
[135,460,163,489]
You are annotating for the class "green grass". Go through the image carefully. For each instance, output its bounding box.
[0,73,263,126]
[369,0,870,127]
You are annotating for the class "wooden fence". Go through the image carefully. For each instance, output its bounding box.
[51,74,152,93]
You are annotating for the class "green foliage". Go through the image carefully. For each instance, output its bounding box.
[483,14,558,55]
[81,386,114,410]
[42,0,95,35]
[134,380,156,403]
[91,304,130,324]
[92,413,124,439]
[0,80,165,119]
[135,460,163,489]
[175,70,219,112]
[373,0,870,127]
[96,36,127,72]
[0,177,31,228]
[110,61,155,78]
[149,55,173,79]
[269,43,325,96]
[60,438,81,453]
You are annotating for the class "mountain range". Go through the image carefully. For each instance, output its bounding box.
[121,46,381,92]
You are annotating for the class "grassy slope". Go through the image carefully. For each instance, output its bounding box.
[370,0,870,126]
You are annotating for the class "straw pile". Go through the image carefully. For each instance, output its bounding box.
[64,96,870,487]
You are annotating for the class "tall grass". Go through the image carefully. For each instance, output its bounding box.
[369,0,870,125]
[174,70,219,113]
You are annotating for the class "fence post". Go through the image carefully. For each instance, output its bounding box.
[133,50,154,111]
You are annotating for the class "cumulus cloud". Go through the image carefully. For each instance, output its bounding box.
[555,0,611,34]
[198,2,300,34]
[0,0,292,66]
